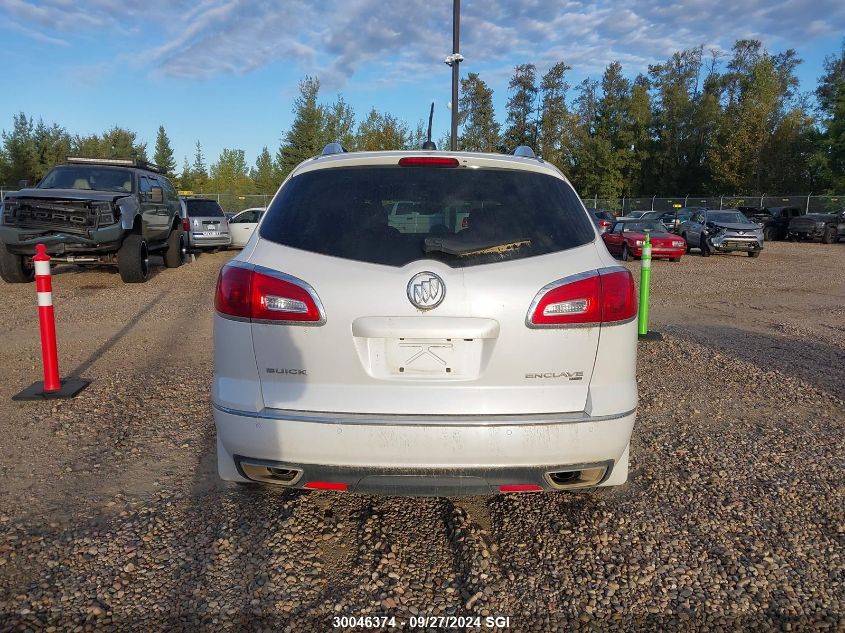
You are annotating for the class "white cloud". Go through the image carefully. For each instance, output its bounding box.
[2,0,844,84]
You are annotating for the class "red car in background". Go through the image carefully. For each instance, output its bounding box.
[602,219,687,262]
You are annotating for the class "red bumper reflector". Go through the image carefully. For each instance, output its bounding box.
[304,481,348,491]
[398,157,459,167]
[499,484,543,493]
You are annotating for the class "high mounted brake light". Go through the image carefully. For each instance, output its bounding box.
[214,264,325,325]
[526,268,637,328]
[398,157,459,167]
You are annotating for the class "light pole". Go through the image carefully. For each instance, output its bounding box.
[444,0,463,150]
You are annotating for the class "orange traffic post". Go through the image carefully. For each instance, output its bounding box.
[13,244,90,401]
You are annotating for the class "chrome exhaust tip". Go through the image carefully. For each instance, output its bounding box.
[545,465,608,490]
[238,460,303,485]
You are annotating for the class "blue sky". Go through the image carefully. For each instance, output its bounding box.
[1,0,844,170]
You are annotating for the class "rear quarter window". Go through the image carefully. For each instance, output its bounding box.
[259,165,595,268]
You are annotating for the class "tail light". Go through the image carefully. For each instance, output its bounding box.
[214,263,325,325]
[526,267,636,328]
[181,218,190,232]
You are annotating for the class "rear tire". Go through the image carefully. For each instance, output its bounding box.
[0,244,34,283]
[117,234,150,283]
[747,250,761,258]
[163,227,185,268]
[622,244,633,262]
[700,236,711,257]
[763,227,777,241]
[822,226,837,244]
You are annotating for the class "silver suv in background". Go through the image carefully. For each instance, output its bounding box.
[212,146,638,496]
[179,198,231,251]
[679,208,764,258]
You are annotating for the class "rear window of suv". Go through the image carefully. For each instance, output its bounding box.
[259,166,595,268]
[186,199,224,217]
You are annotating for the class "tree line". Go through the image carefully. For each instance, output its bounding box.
[1,38,843,197]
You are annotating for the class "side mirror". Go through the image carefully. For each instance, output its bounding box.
[17,179,29,189]
[149,187,163,204]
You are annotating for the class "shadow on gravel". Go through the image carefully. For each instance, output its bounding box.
[68,290,170,378]
[666,324,845,400]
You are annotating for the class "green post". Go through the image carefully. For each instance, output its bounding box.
[637,233,651,337]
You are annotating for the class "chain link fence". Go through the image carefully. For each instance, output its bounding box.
[2,186,843,215]
[581,194,845,215]
[206,193,272,212]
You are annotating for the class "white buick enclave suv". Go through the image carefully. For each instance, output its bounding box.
[212,145,638,495]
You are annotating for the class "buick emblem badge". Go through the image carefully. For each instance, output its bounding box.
[407,272,445,310]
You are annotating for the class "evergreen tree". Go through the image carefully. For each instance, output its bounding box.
[816,43,845,191]
[72,134,103,159]
[192,141,208,191]
[502,64,539,150]
[278,77,324,178]
[100,127,146,160]
[355,109,408,150]
[0,113,36,184]
[595,61,632,198]
[251,146,279,193]
[322,94,356,150]
[537,62,572,169]
[153,125,177,176]
[459,73,500,152]
[568,79,601,195]
[179,156,193,191]
[32,119,72,182]
[627,75,654,195]
[209,148,252,194]
[407,120,428,150]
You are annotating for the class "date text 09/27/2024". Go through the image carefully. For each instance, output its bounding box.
[332,615,513,629]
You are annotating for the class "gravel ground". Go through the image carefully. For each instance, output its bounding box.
[0,242,843,632]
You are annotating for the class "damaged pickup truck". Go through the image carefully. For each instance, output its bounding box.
[0,157,185,283]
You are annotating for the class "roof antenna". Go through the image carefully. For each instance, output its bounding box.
[422,102,436,150]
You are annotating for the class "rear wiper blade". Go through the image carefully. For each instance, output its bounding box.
[424,236,531,257]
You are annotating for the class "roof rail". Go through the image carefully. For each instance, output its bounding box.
[512,145,536,158]
[66,157,165,173]
[321,143,348,156]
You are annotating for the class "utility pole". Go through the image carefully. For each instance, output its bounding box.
[444,0,463,151]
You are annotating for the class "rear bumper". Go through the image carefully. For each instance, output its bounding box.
[213,405,635,495]
[189,233,231,248]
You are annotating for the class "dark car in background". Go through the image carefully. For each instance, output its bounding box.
[788,208,845,243]
[591,209,617,234]
[740,206,803,241]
